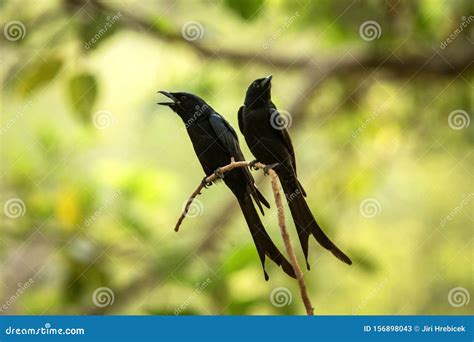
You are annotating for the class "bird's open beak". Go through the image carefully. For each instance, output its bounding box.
[157,90,177,106]
[261,75,273,88]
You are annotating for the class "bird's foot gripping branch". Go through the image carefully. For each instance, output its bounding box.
[174,158,255,233]
[174,158,314,315]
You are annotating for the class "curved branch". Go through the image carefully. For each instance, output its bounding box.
[175,158,260,232]
[175,159,314,315]
[268,169,313,315]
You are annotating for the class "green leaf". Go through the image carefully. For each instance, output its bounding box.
[68,73,98,122]
[224,0,265,21]
[17,57,63,96]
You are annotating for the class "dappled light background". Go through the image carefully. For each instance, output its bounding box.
[1,0,473,315]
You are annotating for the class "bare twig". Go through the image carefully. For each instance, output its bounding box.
[175,158,261,232]
[175,159,314,315]
[267,169,314,315]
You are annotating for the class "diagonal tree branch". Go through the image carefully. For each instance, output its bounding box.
[267,168,313,315]
[174,159,253,232]
[175,158,314,315]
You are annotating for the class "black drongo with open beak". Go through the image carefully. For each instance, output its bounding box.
[158,90,296,280]
[238,76,352,269]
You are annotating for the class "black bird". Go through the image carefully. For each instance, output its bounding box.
[238,76,352,269]
[158,90,296,280]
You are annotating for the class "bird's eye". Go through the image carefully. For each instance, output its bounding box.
[181,96,187,101]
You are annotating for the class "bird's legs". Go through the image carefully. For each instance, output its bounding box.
[263,163,279,175]
[248,159,260,171]
[213,167,225,180]
[201,167,226,189]
[201,176,213,189]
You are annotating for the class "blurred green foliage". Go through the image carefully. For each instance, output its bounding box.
[1,0,472,315]
[68,73,98,122]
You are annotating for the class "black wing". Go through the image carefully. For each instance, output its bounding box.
[269,107,297,173]
[269,107,306,197]
[238,105,245,134]
[209,112,241,158]
[209,112,270,211]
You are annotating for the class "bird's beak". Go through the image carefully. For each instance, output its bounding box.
[260,75,273,88]
[157,90,177,106]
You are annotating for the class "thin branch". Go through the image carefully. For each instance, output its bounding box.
[267,169,313,315]
[175,158,259,232]
[175,159,314,315]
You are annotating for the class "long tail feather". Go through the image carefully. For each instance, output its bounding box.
[277,168,352,269]
[237,194,296,280]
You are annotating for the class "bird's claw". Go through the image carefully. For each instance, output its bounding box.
[213,168,225,180]
[249,159,260,171]
[263,163,279,175]
[201,177,213,188]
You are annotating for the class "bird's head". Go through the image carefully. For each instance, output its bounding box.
[157,91,211,124]
[244,75,272,108]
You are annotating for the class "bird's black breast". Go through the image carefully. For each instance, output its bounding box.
[242,107,289,165]
[186,119,232,176]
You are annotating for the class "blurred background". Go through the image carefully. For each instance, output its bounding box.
[1,0,472,315]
